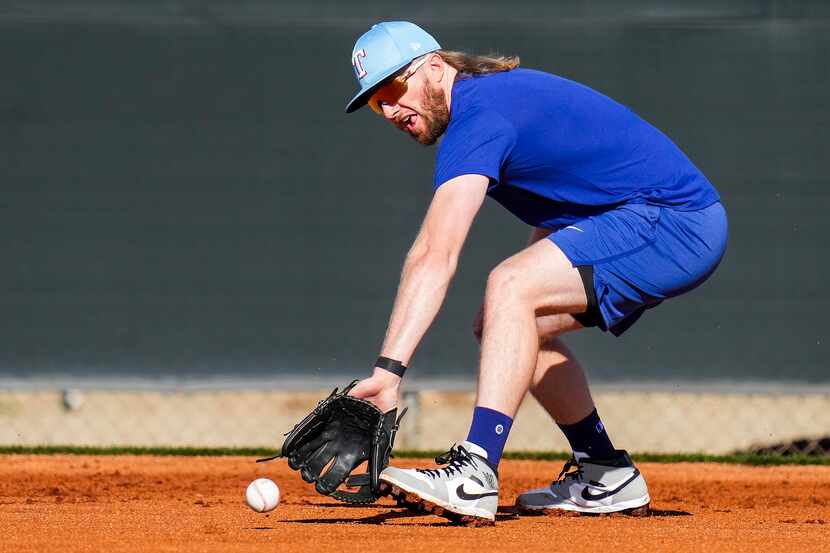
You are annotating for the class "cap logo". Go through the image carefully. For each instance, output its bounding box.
[409,42,421,51]
[352,49,368,79]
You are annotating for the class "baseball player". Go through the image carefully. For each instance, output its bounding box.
[345,22,728,524]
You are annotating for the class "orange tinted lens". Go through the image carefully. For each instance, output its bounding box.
[368,95,384,114]
[368,78,407,115]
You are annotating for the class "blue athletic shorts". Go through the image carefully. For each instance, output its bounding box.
[548,201,728,336]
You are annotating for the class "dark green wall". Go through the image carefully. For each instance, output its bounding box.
[1,2,827,382]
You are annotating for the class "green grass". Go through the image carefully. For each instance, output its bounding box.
[0,445,828,466]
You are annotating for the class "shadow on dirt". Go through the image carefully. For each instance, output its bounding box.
[293,502,387,508]
[276,507,519,526]
[262,506,689,525]
[649,509,692,517]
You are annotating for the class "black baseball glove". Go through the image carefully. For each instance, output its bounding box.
[259,381,406,504]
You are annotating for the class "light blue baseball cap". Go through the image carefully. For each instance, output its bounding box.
[345,21,441,114]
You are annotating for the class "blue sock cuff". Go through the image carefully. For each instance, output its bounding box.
[466,406,513,466]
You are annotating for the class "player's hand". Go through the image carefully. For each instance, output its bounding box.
[349,368,401,412]
[472,303,485,343]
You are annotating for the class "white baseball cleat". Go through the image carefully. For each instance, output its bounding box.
[516,450,650,516]
[380,441,498,526]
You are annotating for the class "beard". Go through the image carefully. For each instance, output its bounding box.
[413,83,450,146]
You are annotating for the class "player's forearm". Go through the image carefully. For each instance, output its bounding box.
[378,251,457,366]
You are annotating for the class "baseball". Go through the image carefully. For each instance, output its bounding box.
[245,478,280,513]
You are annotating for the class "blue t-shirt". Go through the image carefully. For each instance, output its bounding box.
[434,69,720,228]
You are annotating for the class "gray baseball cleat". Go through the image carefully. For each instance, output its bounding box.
[379,441,498,526]
[516,450,650,516]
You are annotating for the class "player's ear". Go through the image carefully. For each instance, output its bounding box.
[425,52,446,83]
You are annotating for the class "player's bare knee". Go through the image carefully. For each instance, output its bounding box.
[485,262,529,306]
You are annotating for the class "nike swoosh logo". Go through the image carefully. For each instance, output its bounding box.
[564,226,584,232]
[455,484,498,501]
[580,469,640,501]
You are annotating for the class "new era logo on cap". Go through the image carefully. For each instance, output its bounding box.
[345,21,441,113]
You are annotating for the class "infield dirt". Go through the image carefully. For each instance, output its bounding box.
[1,455,828,552]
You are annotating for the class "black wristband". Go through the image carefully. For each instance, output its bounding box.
[375,356,407,377]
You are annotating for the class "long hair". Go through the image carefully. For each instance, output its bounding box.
[437,50,520,75]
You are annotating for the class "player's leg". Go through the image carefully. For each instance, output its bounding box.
[474,239,587,417]
[531,327,595,425]
[531,334,615,456]
[380,239,587,524]
[517,336,650,515]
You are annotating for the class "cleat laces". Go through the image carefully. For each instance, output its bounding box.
[552,457,584,487]
[418,445,477,479]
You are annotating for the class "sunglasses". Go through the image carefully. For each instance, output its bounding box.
[368,56,429,115]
